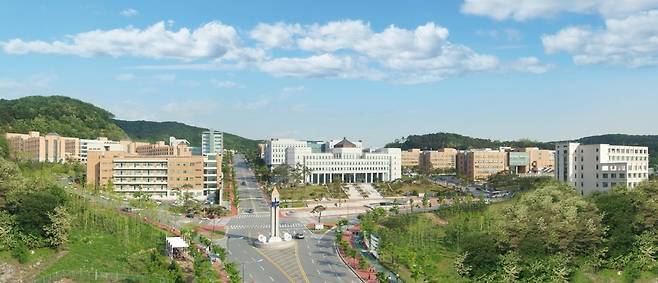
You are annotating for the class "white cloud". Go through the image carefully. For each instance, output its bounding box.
[542,10,658,67]
[250,22,302,48]
[509,57,553,73]
[282,86,305,93]
[258,54,375,79]
[1,21,244,61]
[210,79,243,88]
[115,73,136,81]
[120,8,139,17]
[461,0,658,21]
[297,20,373,52]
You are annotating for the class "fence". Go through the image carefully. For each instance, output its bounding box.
[36,270,166,283]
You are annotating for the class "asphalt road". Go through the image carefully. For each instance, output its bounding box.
[225,154,360,283]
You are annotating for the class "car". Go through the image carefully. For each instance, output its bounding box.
[245,208,254,214]
[294,232,305,239]
[241,181,247,185]
[121,207,134,212]
[154,200,162,205]
[185,213,195,218]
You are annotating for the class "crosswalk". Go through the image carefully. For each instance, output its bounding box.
[235,213,269,218]
[227,223,305,230]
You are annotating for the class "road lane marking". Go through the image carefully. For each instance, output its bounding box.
[294,242,311,283]
[251,247,294,283]
[269,276,274,282]
[260,266,265,271]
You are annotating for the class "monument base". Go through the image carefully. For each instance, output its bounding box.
[254,233,295,250]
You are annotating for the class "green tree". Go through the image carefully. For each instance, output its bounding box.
[312,205,326,224]
[591,189,639,257]
[43,205,73,247]
[499,182,605,256]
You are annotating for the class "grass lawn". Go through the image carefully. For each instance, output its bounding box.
[278,184,347,201]
[375,179,454,197]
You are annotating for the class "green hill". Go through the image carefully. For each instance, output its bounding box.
[0,96,126,140]
[0,96,260,153]
[114,119,261,152]
[388,132,658,166]
[386,132,552,150]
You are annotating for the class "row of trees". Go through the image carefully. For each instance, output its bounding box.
[360,180,658,282]
[449,181,658,282]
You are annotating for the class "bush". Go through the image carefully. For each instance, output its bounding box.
[11,241,29,263]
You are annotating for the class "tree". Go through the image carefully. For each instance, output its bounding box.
[422,194,429,208]
[0,211,17,250]
[0,157,23,208]
[272,165,292,186]
[376,272,388,283]
[499,251,521,282]
[499,182,605,256]
[44,205,73,247]
[591,189,639,257]
[312,205,326,224]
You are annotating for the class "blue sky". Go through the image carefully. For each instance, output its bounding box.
[1,0,658,146]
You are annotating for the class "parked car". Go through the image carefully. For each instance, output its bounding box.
[185,213,195,218]
[241,181,247,185]
[245,208,254,214]
[294,232,305,239]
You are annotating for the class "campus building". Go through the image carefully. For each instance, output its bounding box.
[79,137,125,163]
[201,129,223,155]
[555,143,649,195]
[419,148,458,172]
[264,138,310,168]
[5,131,80,163]
[401,149,421,168]
[284,138,401,184]
[514,147,554,173]
[456,149,508,180]
[86,135,222,200]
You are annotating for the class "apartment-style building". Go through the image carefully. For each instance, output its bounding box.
[401,149,422,168]
[419,148,458,172]
[5,131,79,163]
[555,143,649,195]
[86,135,223,201]
[456,149,508,180]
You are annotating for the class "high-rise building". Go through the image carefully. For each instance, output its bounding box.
[201,129,223,155]
[555,143,649,195]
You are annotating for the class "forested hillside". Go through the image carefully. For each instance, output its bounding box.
[114,119,261,152]
[388,132,658,166]
[0,96,126,140]
[386,132,552,150]
[0,96,260,153]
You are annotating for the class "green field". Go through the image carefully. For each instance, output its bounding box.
[277,183,348,200]
[374,178,454,197]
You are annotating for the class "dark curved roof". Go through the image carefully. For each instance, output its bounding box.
[334,137,356,148]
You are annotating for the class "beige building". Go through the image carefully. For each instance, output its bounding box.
[523,147,554,173]
[87,150,208,199]
[401,148,422,168]
[257,143,266,159]
[420,148,458,172]
[457,149,508,180]
[5,131,80,162]
[86,138,222,200]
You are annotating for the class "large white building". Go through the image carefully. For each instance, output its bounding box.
[284,138,401,184]
[555,143,649,195]
[79,137,125,163]
[264,138,309,168]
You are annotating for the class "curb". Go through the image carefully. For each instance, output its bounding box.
[334,238,367,283]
